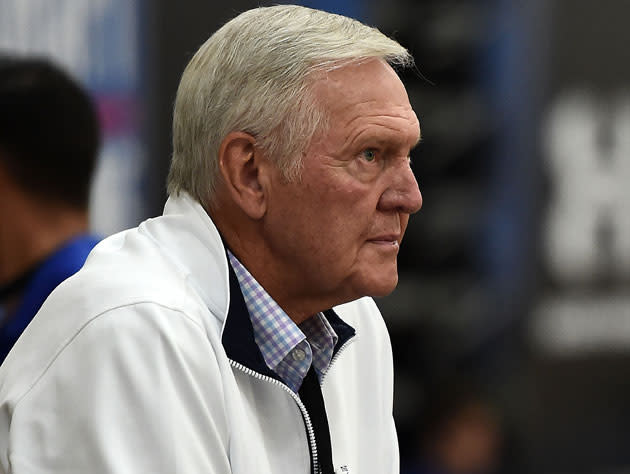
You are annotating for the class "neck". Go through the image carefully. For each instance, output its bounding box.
[0,197,88,285]
[211,209,333,325]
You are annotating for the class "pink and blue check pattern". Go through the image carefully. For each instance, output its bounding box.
[228,251,337,392]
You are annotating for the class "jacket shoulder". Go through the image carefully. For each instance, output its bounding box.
[0,225,224,409]
[0,302,230,473]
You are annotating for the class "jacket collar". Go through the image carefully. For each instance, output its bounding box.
[147,193,231,320]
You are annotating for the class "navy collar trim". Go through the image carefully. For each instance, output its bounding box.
[323,308,355,357]
[222,257,280,380]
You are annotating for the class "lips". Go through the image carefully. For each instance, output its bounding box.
[367,234,401,246]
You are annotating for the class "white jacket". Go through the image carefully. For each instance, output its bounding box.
[0,194,399,474]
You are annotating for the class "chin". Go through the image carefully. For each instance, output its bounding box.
[356,270,399,298]
[369,281,398,297]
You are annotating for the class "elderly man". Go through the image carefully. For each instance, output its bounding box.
[0,5,421,474]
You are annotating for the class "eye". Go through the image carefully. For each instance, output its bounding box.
[361,149,377,162]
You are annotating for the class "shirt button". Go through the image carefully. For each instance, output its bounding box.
[292,348,306,361]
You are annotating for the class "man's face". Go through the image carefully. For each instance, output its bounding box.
[263,58,422,309]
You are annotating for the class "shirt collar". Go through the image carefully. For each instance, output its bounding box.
[227,251,337,392]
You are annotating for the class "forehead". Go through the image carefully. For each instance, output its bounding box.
[311,59,420,143]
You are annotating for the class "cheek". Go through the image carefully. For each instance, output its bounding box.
[294,206,370,267]
[318,194,374,244]
[279,172,378,254]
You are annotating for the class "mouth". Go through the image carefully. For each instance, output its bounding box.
[367,234,401,248]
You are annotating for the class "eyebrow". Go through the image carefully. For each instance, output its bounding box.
[345,123,422,153]
[367,137,421,152]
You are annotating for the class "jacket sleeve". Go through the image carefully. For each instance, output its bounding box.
[6,303,231,474]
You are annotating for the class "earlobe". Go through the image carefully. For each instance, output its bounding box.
[217,132,267,219]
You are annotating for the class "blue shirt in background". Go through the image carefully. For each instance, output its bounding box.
[0,234,100,363]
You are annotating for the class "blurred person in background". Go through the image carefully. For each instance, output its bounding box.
[0,56,100,363]
[404,380,502,474]
[0,5,421,474]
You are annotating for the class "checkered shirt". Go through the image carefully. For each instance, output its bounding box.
[228,251,338,393]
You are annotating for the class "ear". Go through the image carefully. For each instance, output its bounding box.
[217,131,268,219]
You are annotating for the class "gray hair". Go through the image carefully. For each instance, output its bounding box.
[167,5,413,204]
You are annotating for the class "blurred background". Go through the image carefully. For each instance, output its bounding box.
[1,0,629,473]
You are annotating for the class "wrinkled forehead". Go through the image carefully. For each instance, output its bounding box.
[310,58,415,119]
[307,59,419,144]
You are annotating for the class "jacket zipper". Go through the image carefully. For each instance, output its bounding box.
[320,337,354,386]
[229,336,355,474]
[229,360,320,474]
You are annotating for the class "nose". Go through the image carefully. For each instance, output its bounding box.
[377,160,423,214]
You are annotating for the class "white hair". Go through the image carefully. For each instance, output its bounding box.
[168,4,413,204]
